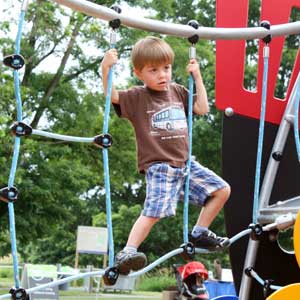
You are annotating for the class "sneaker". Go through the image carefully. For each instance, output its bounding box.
[189,230,229,250]
[115,250,147,275]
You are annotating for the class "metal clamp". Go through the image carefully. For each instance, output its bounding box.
[3,54,25,70]
[94,133,113,148]
[9,288,27,300]
[10,122,32,137]
[0,186,19,203]
[180,242,195,260]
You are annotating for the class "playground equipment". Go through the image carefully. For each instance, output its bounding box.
[1,0,300,299]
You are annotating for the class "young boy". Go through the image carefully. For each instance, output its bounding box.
[101,36,231,275]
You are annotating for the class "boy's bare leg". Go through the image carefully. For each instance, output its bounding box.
[126,215,160,248]
[190,186,231,249]
[114,215,159,274]
[196,186,231,227]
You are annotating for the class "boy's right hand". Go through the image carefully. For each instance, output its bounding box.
[101,49,118,70]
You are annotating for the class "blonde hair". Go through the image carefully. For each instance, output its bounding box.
[131,36,174,71]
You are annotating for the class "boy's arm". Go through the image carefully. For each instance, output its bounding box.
[101,49,119,104]
[187,59,209,116]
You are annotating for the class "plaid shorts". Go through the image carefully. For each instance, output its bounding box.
[142,159,229,218]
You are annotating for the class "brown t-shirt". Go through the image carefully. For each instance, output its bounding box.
[114,83,190,172]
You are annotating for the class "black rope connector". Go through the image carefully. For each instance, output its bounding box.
[272,151,282,161]
[3,54,25,70]
[9,287,27,300]
[260,20,272,44]
[180,242,195,260]
[249,223,263,240]
[10,121,32,137]
[0,186,19,203]
[263,279,274,298]
[187,20,200,45]
[244,267,254,277]
[94,133,113,148]
[102,266,119,286]
[109,5,122,29]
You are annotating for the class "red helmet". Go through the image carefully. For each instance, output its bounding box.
[177,261,209,281]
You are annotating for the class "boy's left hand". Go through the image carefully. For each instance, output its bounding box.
[187,59,202,81]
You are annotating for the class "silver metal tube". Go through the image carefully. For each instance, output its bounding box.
[189,46,196,59]
[263,45,270,58]
[239,239,260,300]
[53,0,300,40]
[32,129,94,143]
[258,72,300,211]
[110,31,117,45]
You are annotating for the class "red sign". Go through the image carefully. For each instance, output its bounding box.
[216,0,300,125]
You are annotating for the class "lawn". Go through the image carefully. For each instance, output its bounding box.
[0,288,162,300]
[60,290,161,300]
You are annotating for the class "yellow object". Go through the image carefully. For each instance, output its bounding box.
[267,283,300,300]
[267,211,300,299]
[294,210,300,268]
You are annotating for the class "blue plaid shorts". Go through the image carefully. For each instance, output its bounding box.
[142,159,229,218]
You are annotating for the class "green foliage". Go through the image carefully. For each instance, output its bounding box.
[136,273,176,292]
[0,268,13,279]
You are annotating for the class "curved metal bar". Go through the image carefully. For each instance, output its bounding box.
[0,293,10,300]
[53,0,300,40]
[249,269,282,290]
[32,129,94,143]
[228,228,252,245]
[0,270,105,299]
[128,248,184,277]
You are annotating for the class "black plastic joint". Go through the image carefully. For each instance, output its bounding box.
[244,267,254,277]
[260,20,272,44]
[109,5,122,29]
[10,122,32,137]
[0,186,19,203]
[102,266,119,286]
[94,133,113,148]
[187,20,200,44]
[263,279,274,298]
[272,151,282,161]
[9,287,27,300]
[3,54,25,70]
[180,242,195,260]
[249,223,263,240]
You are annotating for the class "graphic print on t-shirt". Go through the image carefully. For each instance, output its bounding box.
[151,105,187,132]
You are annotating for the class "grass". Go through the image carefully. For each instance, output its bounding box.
[136,275,176,292]
[60,290,161,300]
[0,288,162,300]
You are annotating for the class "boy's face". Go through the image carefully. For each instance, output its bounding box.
[134,63,172,91]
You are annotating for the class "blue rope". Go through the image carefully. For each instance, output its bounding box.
[293,72,300,162]
[102,45,115,267]
[6,6,27,289]
[15,11,25,55]
[183,74,194,243]
[252,48,269,223]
